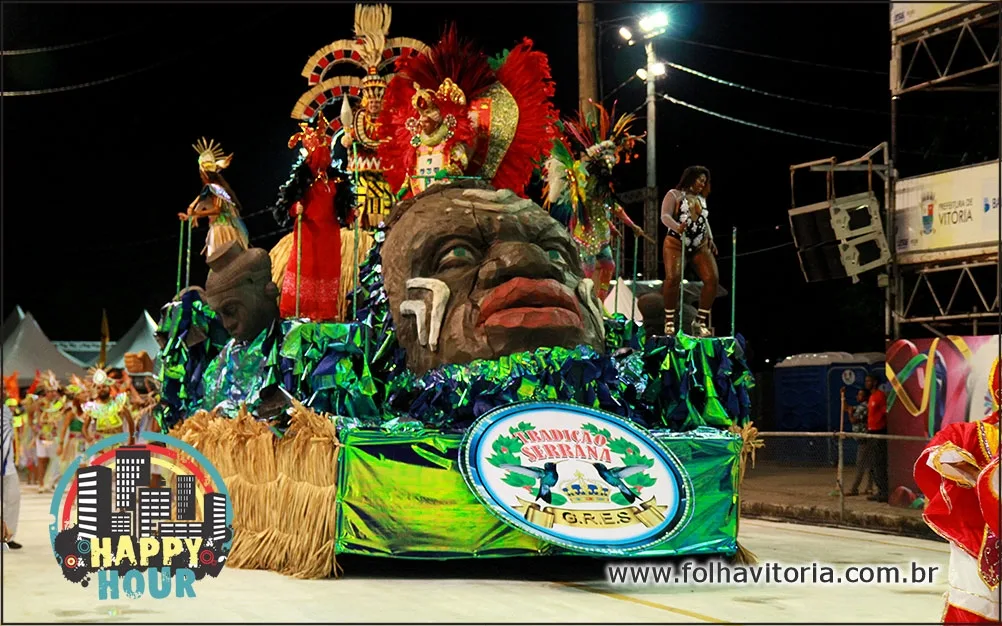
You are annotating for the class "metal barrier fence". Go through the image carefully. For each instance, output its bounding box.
[741,430,932,531]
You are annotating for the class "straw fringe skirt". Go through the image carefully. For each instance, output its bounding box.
[171,403,341,579]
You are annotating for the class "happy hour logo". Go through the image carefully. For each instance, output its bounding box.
[48,432,233,600]
[460,402,693,555]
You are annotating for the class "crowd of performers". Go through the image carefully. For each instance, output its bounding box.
[2,367,162,495]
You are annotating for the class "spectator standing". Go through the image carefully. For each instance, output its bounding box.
[864,375,889,502]
[843,388,874,496]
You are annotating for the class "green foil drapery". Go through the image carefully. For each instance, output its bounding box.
[199,321,283,418]
[336,426,739,558]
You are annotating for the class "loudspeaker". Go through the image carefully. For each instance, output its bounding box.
[789,192,890,283]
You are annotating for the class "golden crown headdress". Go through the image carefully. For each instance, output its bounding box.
[193,137,233,174]
[410,78,466,116]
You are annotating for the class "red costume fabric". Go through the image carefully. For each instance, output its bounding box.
[279,182,341,321]
[914,358,1001,623]
[279,113,342,322]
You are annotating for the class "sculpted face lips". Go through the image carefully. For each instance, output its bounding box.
[478,277,583,330]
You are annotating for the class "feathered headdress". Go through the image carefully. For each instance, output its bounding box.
[66,374,89,396]
[378,25,559,197]
[3,373,19,406]
[543,101,642,226]
[89,367,114,388]
[39,370,60,393]
[289,110,332,155]
[564,101,642,169]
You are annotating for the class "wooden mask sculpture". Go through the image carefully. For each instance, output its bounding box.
[382,180,606,375]
[204,242,280,342]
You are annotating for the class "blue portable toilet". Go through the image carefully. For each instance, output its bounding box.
[773,352,871,466]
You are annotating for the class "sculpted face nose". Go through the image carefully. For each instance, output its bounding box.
[478,242,562,290]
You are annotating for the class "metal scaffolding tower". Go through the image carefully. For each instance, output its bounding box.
[890,2,1001,339]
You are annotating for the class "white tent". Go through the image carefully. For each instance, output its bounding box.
[1,305,25,344]
[1,313,87,386]
[101,312,160,371]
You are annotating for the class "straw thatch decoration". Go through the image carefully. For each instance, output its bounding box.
[727,421,765,565]
[338,227,375,320]
[171,401,342,579]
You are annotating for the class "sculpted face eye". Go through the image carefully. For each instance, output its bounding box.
[544,246,570,267]
[436,243,480,272]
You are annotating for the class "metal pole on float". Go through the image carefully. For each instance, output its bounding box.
[295,210,303,318]
[838,391,846,524]
[731,226,737,337]
[644,40,658,280]
[614,232,623,317]
[630,232,639,331]
[352,143,361,322]
[185,220,193,289]
[176,220,184,295]
[678,232,686,334]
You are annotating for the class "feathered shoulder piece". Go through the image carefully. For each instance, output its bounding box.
[484,38,559,197]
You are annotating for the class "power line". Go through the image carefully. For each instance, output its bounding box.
[665,34,887,76]
[3,7,283,97]
[665,61,888,116]
[1,25,146,56]
[659,93,874,149]
[1,58,175,96]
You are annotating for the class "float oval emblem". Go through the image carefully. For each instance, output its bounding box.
[460,402,693,555]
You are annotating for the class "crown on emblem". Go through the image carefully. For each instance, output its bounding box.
[559,471,611,504]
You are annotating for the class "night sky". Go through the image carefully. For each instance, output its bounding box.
[3,2,998,365]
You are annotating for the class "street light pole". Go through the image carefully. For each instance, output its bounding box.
[644,40,658,280]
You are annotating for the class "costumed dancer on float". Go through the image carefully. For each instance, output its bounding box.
[661,166,719,337]
[269,111,355,321]
[378,24,559,200]
[282,3,428,320]
[914,357,1001,623]
[543,101,649,301]
[179,138,250,258]
[337,4,397,231]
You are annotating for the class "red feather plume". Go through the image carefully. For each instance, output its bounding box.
[490,38,560,197]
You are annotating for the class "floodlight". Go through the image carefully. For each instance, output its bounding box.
[619,26,633,40]
[639,12,669,33]
[636,68,648,81]
[649,62,666,76]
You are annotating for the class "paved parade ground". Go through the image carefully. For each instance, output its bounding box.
[3,488,950,623]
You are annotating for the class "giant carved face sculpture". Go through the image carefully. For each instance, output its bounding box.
[382,181,606,375]
[204,242,280,342]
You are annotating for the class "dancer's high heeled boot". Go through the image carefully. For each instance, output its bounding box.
[664,308,677,336]
[691,308,714,337]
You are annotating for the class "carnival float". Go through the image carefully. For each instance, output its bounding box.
[150,4,758,578]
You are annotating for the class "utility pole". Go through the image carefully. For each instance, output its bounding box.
[644,41,658,279]
[577,1,598,111]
